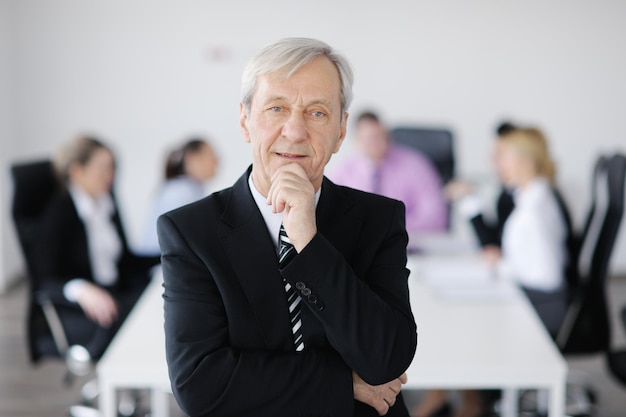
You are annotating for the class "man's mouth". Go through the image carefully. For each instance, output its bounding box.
[276,152,306,159]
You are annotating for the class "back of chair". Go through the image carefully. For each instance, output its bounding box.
[390,127,455,184]
[559,153,626,354]
[11,160,64,362]
[10,160,60,278]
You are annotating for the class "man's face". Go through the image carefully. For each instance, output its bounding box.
[492,139,509,183]
[240,56,348,195]
[355,119,390,162]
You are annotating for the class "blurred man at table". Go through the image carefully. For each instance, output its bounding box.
[158,37,417,417]
[330,111,448,233]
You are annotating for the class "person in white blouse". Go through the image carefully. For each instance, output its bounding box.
[139,138,219,255]
[496,126,568,335]
[33,136,160,362]
[413,127,569,417]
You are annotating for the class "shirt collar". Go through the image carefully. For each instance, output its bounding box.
[69,185,115,221]
[514,177,550,207]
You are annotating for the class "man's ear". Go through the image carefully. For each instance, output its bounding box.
[239,103,251,143]
[333,112,349,154]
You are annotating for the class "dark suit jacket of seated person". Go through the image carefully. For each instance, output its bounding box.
[158,38,417,417]
[33,136,160,360]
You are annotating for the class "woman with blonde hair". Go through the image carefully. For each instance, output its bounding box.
[496,126,569,335]
[33,135,160,363]
[414,126,570,417]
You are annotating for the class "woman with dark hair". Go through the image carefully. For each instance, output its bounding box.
[139,137,219,255]
[33,135,160,362]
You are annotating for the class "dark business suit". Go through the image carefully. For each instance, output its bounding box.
[32,190,159,358]
[158,167,417,417]
[469,187,515,248]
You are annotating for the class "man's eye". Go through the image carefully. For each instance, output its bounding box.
[270,106,282,112]
[312,111,326,117]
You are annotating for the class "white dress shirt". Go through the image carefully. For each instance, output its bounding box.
[499,178,567,292]
[63,186,122,301]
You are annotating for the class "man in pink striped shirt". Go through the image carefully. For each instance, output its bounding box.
[330,112,448,233]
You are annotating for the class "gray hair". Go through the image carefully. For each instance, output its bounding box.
[241,37,354,116]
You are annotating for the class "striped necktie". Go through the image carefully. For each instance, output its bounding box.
[278,224,304,352]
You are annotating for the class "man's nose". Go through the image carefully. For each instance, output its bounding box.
[281,113,308,142]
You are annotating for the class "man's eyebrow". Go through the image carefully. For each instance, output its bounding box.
[261,95,287,105]
[260,96,335,110]
[307,99,333,107]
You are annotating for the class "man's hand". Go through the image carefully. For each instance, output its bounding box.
[353,371,408,416]
[267,163,317,252]
[76,283,119,328]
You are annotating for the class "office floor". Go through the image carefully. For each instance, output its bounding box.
[1,278,624,417]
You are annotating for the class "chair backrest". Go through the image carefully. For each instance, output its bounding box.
[10,160,60,277]
[10,160,65,363]
[559,153,626,354]
[390,127,455,184]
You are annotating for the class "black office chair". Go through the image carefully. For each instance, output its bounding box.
[557,154,626,354]
[543,153,626,417]
[10,159,95,381]
[390,127,455,184]
[11,160,140,417]
[606,306,626,387]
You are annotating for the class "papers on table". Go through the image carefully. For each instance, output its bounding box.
[428,282,518,302]
[408,255,518,302]
[408,233,478,256]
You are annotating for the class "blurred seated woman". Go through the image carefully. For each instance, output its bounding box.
[413,127,569,417]
[139,137,218,255]
[33,136,160,362]
[496,126,569,336]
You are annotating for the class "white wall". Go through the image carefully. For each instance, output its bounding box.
[0,0,23,292]
[3,0,626,289]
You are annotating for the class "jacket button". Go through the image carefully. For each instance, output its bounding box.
[301,288,312,296]
[313,301,325,311]
[307,294,317,303]
[295,282,306,291]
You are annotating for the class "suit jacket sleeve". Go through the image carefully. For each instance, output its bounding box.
[31,193,89,297]
[282,199,416,385]
[158,214,354,417]
[470,213,501,247]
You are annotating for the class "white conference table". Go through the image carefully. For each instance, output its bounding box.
[405,252,567,417]
[97,271,170,417]
[97,237,567,417]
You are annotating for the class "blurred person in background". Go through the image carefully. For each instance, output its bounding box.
[414,126,571,417]
[495,126,569,335]
[32,136,160,362]
[139,137,219,255]
[330,111,448,233]
[445,121,517,262]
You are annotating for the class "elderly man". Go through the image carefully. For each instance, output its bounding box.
[158,38,417,417]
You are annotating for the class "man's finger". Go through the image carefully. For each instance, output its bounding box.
[375,400,389,416]
[398,373,408,384]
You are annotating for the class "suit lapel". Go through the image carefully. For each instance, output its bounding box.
[316,177,363,261]
[218,172,364,350]
[219,170,294,349]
